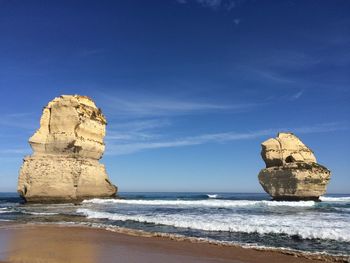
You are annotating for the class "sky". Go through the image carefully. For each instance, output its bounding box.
[0,0,349,193]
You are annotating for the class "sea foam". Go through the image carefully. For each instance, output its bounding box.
[76,208,350,242]
[82,198,316,208]
[22,211,59,216]
[319,196,350,202]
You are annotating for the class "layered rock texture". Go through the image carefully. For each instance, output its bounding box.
[258,133,330,201]
[18,95,117,202]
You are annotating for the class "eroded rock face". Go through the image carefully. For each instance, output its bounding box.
[258,133,330,201]
[18,95,117,202]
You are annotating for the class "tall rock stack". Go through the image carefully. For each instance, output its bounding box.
[258,133,331,201]
[18,95,117,202]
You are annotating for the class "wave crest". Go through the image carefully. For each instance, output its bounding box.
[320,196,350,202]
[77,208,350,242]
[82,198,316,208]
[22,211,59,216]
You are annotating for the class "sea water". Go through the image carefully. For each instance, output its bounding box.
[0,192,349,256]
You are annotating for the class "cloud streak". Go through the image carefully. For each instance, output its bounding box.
[242,67,296,84]
[0,148,30,155]
[177,0,242,10]
[105,122,348,155]
[100,93,258,118]
[289,90,304,100]
[0,112,37,130]
[106,119,170,141]
[233,18,240,25]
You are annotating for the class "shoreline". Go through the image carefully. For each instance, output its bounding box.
[0,223,349,263]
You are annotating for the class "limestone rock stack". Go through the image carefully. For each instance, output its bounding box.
[258,133,331,201]
[18,95,117,202]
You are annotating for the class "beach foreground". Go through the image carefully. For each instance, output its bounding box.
[0,224,342,263]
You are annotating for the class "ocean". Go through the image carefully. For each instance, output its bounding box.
[0,192,349,257]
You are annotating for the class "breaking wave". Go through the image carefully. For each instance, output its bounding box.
[0,208,12,214]
[77,208,350,242]
[320,196,350,202]
[22,211,59,216]
[83,198,316,208]
[2,192,350,256]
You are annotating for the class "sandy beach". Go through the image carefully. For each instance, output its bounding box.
[0,224,343,263]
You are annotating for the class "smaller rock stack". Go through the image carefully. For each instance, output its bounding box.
[258,133,331,201]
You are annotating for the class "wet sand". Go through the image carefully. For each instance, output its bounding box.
[0,224,344,263]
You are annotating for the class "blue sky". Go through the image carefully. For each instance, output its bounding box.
[0,0,349,193]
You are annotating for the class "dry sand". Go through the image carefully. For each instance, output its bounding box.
[0,224,345,263]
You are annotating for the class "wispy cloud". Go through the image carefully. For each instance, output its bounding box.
[289,90,304,101]
[105,122,348,155]
[100,93,258,118]
[0,112,37,130]
[176,0,243,10]
[242,67,296,84]
[260,51,321,70]
[78,48,104,57]
[291,122,347,134]
[236,48,349,92]
[196,0,223,9]
[0,148,29,155]
[107,119,170,141]
[114,119,171,131]
[232,50,325,89]
[0,147,31,164]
